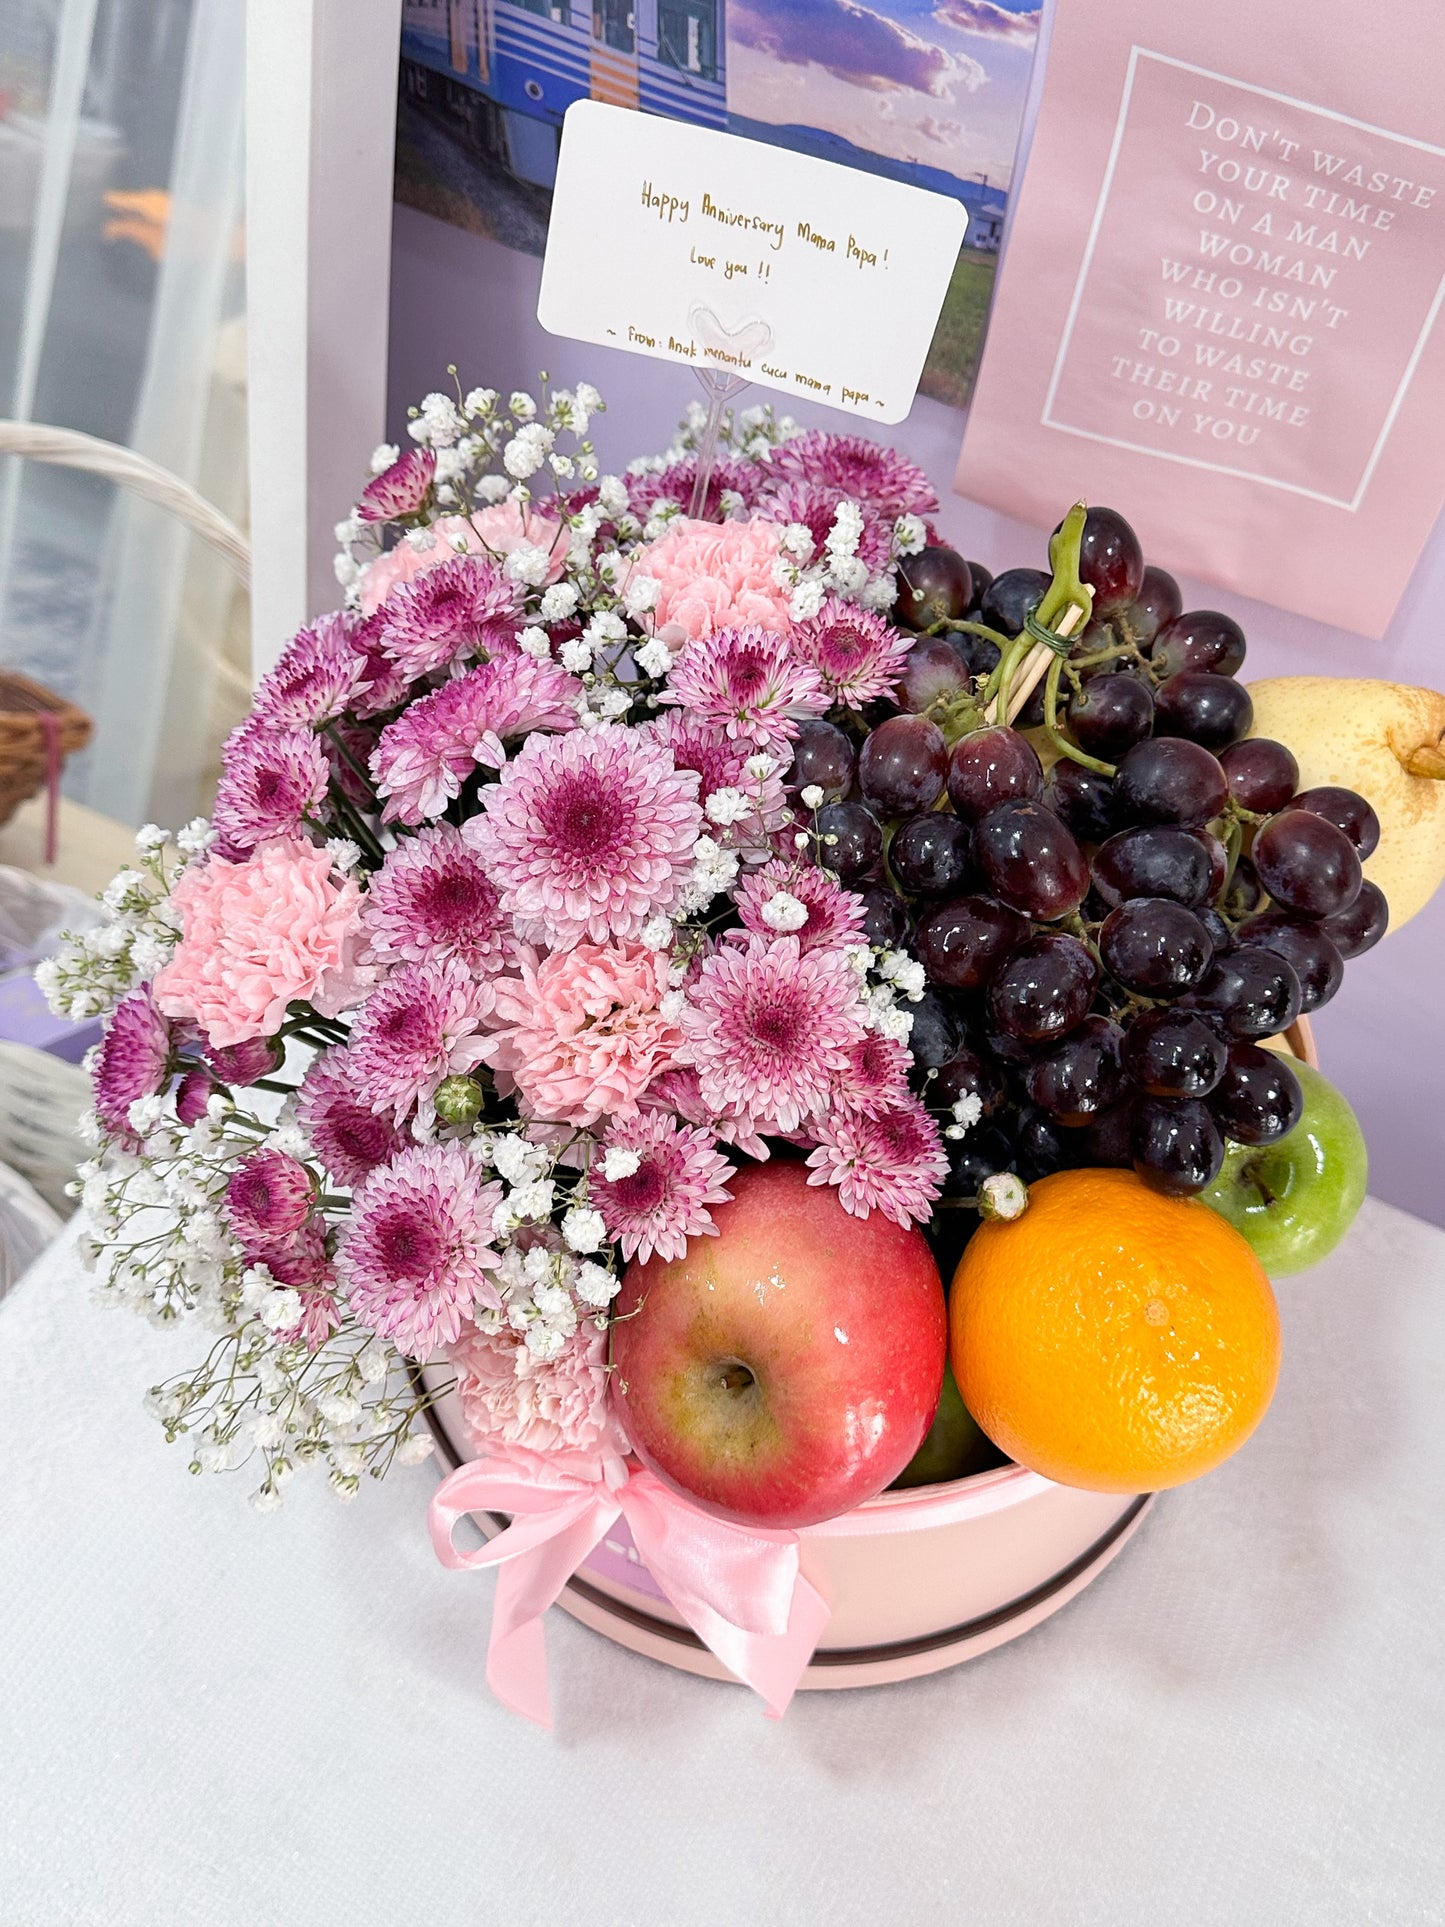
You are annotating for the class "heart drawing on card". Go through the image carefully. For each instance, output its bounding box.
[688,305,774,362]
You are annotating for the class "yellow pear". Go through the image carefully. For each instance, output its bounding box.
[1245,678,1445,931]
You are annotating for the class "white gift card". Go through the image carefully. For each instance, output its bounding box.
[538,102,966,425]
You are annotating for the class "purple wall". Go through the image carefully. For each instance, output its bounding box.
[388,205,1445,1227]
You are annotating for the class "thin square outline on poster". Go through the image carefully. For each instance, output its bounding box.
[1038,46,1445,512]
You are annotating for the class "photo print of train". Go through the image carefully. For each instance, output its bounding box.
[394,0,1042,407]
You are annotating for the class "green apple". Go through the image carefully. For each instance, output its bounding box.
[1201,1057,1367,1275]
[891,1361,1002,1488]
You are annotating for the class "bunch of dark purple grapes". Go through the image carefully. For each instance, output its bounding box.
[786,507,1389,1218]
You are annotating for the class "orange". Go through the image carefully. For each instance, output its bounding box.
[950,1168,1280,1494]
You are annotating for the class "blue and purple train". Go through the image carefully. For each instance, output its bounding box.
[401,0,727,189]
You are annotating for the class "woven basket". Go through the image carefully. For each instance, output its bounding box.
[0,670,92,830]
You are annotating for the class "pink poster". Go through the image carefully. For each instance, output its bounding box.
[955,0,1445,637]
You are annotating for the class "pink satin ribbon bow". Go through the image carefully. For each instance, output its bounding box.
[429,1451,832,1728]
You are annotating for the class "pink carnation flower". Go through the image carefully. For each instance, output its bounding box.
[357,447,435,523]
[660,625,826,750]
[467,725,703,950]
[295,1048,407,1188]
[591,1110,734,1264]
[764,430,938,521]
[360,823,512,975]
[376,553,521,679]
[153,839,369,1049]
[371,652,580,825]
[679,934,866,1134]
[805,1094,948,1228]
[347,956,496,1127]
[793,596,914,707]
[732,858,868,955]
[211,717,330,858]
[338,1142,504,1358]
[253,613,367,728]
[628,515,794,641]
[448,1317,620,1458]
[91,990,174,1141]
[486,942,681,1128]
[358,505,563,615]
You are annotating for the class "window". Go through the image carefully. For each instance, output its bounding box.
[656,0,715,79]
[593,0,634,54]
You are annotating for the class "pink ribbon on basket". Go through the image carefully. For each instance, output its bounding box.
[429,1451,832,1728]
[38,710,61,866]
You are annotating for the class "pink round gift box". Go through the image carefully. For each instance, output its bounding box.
[425,1016,1316,1691]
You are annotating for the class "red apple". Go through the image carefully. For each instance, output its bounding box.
[609,1160,947,1528]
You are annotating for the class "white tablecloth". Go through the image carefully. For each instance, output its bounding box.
[2,1198,1441,1927]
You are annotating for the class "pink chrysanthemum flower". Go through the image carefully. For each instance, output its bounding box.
[793,596,914,707]
[679,934,866,1134]
[448,1317,621,1458]
[660,625,826,749]
[591,1110,735,1265]
[360,824,512,975]
[754,476,894,574]
[211,716,330,857]
[253,613,367,729]
[645,711,790,838]
[174,1070,212,1126]
[467,725,703,949]
[92,990,173,1140]
[640,1065,772,1162]
[805,1094,948,1228]
[347,956,496,1127]
[628,515,794,641]
[225,1149,314,1255]
[357,447,436,522]
[765,430,938,520]
[377,553,521,679]
[831,1030,915,1119]
[371,652,580,825]
[732,858,868,955]
[295,1048,407,1187]
[338,1142,504,1357]
[347,611,412,717]
[486,942,681,1128]
[627,454,760,523]
[263,1223,336,1294]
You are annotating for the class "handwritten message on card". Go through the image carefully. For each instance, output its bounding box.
[538,102,966,424]
[955,0,1445,638]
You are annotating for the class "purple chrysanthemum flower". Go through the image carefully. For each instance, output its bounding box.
[592,1110,735,1265]
[659,625,826,749]
[627,454,760,523]
[370,653,580,825]
[295,1048,407,1187]
[645,712,790,841]
[377,554,521,679]
[211,715,330,857]
[204,1033,285,1087]
[732,858,868,955]
[764,430,938,520]
[753,476,894,574]
[337,1141,504,1358]
[357,447,436,522]
[360,823,512,974]
[253,613,367,729]
[793,596,914,707]
[225,1149,314,1256]
[805,1094,948,1228]
[830,1030,914,1120]
[347,956,496,1126]
[92,990,173,1140]
[174,1070,212,1126]
[678,934,866,1134]
[467,725,703,950]
[347,611,413,719]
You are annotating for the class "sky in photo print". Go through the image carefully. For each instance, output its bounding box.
[726,0,1041,189]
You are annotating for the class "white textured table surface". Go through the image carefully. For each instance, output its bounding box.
[2,1198,1442,1927]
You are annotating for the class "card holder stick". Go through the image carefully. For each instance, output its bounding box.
[685,307,774,520]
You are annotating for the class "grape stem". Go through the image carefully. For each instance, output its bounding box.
[981,502,1095,726]
[1042,652,1116,777]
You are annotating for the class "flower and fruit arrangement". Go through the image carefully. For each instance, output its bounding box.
[45,373,1445,1703]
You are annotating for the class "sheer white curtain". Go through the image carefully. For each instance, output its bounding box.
[0,0,248,829]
